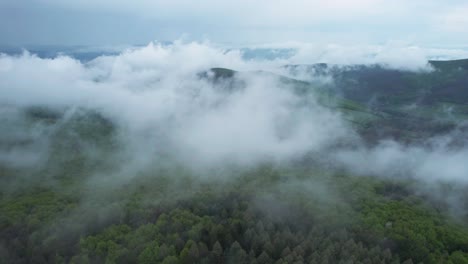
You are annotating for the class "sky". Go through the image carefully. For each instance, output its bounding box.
[1,0,468,47]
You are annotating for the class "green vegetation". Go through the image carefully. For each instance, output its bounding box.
[2,164,468,263]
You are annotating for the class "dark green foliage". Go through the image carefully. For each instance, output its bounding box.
[430,59,468,71]
[209,68,236,79]
[3,166,468,263]
[361,198,468,263]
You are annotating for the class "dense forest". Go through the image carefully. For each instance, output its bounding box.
[2,160,468,263]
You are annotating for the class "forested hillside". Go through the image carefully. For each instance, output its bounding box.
[2,55,468,264]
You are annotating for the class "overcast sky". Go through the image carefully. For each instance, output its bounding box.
[1,0,468,47]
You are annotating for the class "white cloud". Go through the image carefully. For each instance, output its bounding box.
[0,42,351,171]
[288,43,432,70]
[1,41,468,184]
[336,133,468,183]
[250,41,468,70]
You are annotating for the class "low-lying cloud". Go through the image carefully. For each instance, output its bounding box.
[336,139,468,183]
[0,42,350,173]
[1,41,468,186]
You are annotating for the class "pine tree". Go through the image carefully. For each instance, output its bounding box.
[211,241,223,262]
[226,241,247,264]
[257,251,273,264]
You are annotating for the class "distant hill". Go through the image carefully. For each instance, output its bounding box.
[429,58,468,70]
[202,58,468,144]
